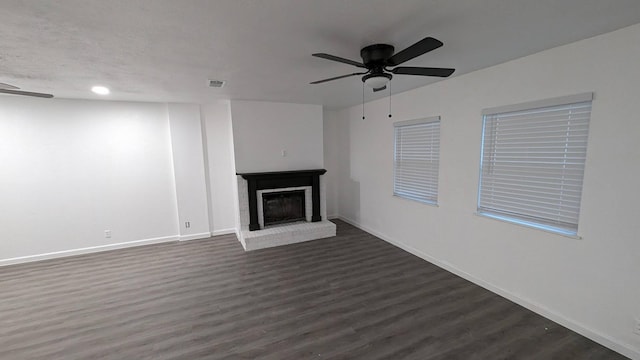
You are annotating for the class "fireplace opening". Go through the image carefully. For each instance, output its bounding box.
[262,190,306,227]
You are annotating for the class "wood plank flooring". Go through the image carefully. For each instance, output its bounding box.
[0,220,627,359]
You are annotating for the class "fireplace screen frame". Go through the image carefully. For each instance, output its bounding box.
[262,189,306,227]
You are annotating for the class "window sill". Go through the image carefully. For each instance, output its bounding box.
[475,212,582,240]
[393,194,439,207]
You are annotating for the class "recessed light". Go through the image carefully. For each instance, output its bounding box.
[91,86,110,95]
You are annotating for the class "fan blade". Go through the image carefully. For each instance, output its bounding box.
[312,53,366,68]
[372,85,387,92]
[0,82,20,90]
[391,67,455,77]
[0,89,54,98]
[387,37,443,66]
[310,72,366,84]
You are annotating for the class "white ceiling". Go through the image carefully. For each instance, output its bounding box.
[1,0,640,109]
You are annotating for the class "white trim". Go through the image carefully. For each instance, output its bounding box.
[481,92,593,115]
[179,232,212,241]
[474,212,582,240]
[212,228,237,236]
[0,235,180,267]
[181,229,236,241]
[392,193,439,207]
[327,214,340,219]
[336,215,639,360]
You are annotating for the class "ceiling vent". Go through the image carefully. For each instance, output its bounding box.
[208,80,225,88]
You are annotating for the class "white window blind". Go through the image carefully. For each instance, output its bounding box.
[478,94,592,235]
[394,117,440,204]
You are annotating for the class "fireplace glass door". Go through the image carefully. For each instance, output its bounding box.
[262,190,306,227]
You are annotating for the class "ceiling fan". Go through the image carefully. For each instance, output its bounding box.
[310,36,454,92]
[0,82,54,98]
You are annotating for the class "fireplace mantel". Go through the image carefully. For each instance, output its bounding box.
[237,169,327,231]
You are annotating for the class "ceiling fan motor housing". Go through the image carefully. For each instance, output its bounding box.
[360,44,395,89]
[360,44,395,68]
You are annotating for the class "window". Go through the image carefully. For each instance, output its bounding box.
[478,93,593,236]
[394,117,440,204]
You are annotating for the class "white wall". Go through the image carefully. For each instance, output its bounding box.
[167,103,210,239]
[201,101,238,234]
[230,101,323,173]
[0,97,242,263]
[0,97,180,261]
[328,23,640,358]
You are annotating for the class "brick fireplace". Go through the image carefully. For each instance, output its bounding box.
[236,169,336,251]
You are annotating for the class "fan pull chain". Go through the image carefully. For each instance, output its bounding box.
[362,82,365,120]
[388,81,392,118]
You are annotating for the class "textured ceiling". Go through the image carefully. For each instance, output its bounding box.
[1,0,640,108]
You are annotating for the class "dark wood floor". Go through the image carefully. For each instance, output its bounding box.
[0,220,626,359]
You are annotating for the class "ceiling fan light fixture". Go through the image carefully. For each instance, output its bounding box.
[91,85,110,95]
[362,73,392,89]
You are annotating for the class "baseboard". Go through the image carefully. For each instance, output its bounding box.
[0,235,180,267]
[211,228,237,237]
[179,229,236,242]
[336,215,640,360]
[179,232,212,241]
[327,214,340,220]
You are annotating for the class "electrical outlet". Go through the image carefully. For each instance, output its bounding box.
[634,319,640,335]
[185,221,190,229]
[104,230,111,238]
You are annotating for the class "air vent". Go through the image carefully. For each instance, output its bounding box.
[208,80,225,88]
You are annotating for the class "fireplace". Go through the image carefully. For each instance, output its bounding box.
[262,190,306,226]
[235,169,336,251]
[237,169,326,231]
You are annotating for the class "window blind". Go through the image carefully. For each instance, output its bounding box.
[478,99,592,235]
[394,117,440,204]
